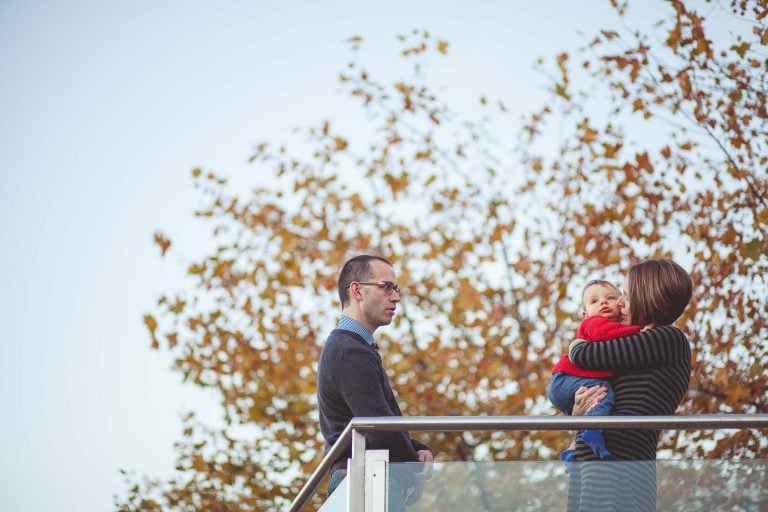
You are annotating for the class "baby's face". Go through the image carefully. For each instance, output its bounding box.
[582,284,621,320]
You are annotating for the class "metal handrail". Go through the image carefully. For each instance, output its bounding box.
[287,414,768,512]
[288,421,354,512]
[348,414,768,431]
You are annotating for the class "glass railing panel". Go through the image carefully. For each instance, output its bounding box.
[317,476,347,512]
[656,459,766,511]
[389,459,767,511]
[389,460,568,511]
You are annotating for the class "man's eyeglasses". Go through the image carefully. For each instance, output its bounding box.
[348,281,401,295]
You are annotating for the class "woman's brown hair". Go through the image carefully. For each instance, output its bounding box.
[627,259,693,326]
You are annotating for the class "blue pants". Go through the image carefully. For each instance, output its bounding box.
[328,469,346,496]
[548,373,614,417]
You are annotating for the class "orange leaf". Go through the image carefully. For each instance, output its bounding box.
[153,232,172,257]
[636,152,653,172]
[333,137,348,151]
[677,71,692,98]
[455,279,482,311]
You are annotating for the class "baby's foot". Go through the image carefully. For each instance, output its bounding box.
[559,448,575,473]
[583,429,612,459]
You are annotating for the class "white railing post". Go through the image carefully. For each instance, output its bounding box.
[364,450,389,512]
[347,429,366,511]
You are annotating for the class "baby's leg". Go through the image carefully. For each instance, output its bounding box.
[548,373,590,415]
[584,380,615,417]
[582,430,612,459]
[580,378,614,459]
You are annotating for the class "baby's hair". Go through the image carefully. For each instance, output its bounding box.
[581,279,620,308]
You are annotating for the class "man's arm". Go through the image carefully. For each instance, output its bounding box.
[337,350,422,462]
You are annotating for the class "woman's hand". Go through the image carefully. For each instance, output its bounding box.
[573,385,608,416]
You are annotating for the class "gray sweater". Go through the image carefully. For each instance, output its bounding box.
[317,329,430,474]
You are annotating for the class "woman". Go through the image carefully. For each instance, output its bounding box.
[566,259,693,512]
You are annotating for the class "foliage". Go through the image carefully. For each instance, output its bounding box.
[519,0,768,459]
[119,1,767,510]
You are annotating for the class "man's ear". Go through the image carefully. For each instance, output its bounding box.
[581,310,587,319]
[349,282,362,301]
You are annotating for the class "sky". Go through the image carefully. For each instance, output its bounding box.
[0,1,733,511]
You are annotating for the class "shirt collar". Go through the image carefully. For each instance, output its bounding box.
[337,315,376,347]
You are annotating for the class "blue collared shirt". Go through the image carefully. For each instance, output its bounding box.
[336,315,376,347]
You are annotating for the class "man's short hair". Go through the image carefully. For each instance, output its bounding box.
[338,254,392,308]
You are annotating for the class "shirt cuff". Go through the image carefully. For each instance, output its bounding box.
[568,338,588,358]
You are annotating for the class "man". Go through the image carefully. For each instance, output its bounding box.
[317,254,433,509]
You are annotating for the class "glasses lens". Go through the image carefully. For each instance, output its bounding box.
[382,282,400,294]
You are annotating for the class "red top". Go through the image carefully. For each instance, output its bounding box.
[551,316,641,378]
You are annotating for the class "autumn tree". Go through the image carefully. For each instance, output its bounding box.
[118,1,767,510]
[518,0,767,458]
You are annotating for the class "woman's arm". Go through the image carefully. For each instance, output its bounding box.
[569,325,688,372]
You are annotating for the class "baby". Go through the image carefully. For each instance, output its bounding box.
[548,279,640,458]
